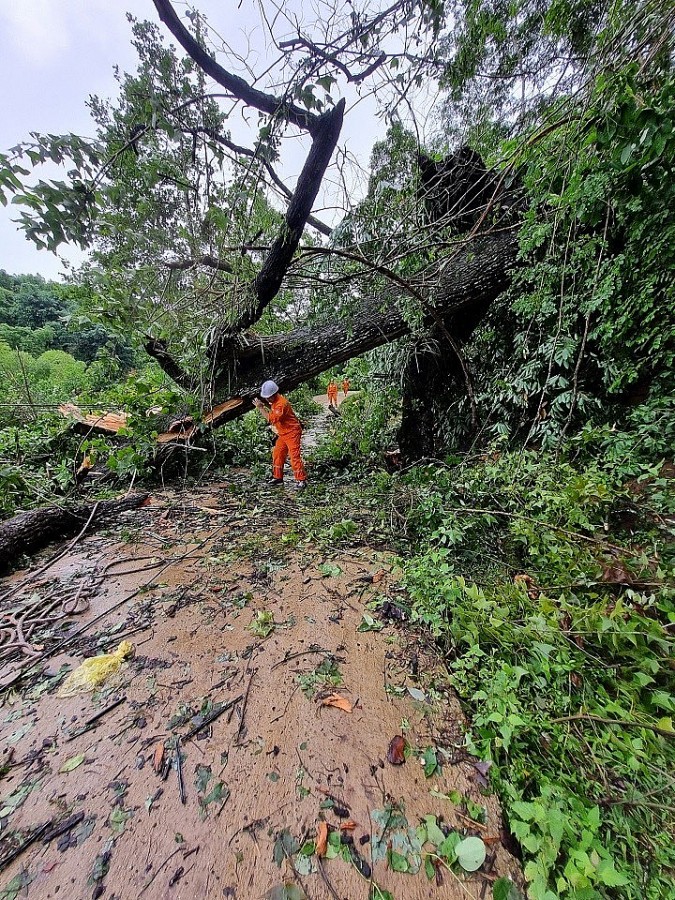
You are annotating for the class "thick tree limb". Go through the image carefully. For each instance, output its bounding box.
[221,99,345,336]
[165,254,233,273]
[0,494,148,572]
[152,0,319,134]
[261,162,333,237]
[204,230,519,419]
[153,1,344,342]
[144,337,197,392]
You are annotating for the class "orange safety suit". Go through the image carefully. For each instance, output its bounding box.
[342,379,350,395]
[268,394,306,482]
[327,382,338,404]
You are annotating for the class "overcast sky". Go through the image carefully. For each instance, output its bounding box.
[0,0,396,281]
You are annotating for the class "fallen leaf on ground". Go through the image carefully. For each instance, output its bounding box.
[407,686,426,702]
[601,560,634,584]
[248,610,275,638]
[472,759,492,788]
[316,822,329,857]
[386,735,408,765]
[152,743,164,773]
[339,821,357,831]
[60,753,85,773]
[357,612,383,632]
[320,694,353,713]
[372,569,386,583]
[455,835,487,871]
[514,573,540,599]
[264,885,307,900]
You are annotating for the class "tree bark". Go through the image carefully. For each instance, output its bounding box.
[399,338,448,460]
[0,494,148,571]
[152,0,318,133]
[230,99,345,334]
[200,230,519,424]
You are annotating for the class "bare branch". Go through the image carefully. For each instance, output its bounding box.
[152,0,320,134]
[228,98,345,333]
[189,126,332,235]
[277,35,387,84]
[165,254,234,273]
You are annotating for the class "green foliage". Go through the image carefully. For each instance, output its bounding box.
[311,387,399,472]
[397,449,674,899]
[211,412,271,469]
[0,271,133,364]
[0,361,196,517]
[287,385,322,422]
[428,67,674,448]
[424,0,675,447]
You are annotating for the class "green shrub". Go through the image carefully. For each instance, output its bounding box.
[311,387,399,471]
[397,450,674,899]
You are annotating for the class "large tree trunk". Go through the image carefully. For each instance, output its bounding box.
[0,494,148,571]
[201,230,518,425]
[399,337,451,459]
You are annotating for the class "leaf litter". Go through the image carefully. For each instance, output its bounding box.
[0,490,522,898]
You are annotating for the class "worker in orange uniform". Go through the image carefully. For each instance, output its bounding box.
[327,378,339,409]
[253,380,307,490]
[342,377,350,397]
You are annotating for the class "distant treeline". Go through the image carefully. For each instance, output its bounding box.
[0,270,134,367]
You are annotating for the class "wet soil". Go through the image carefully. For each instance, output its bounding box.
[0,475,521,900]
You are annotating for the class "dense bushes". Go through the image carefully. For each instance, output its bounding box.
[393,443,674,899]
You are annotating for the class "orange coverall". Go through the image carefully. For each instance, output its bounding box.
[268,394,306,482]
[342,379,350,395]
[327,382,338,405]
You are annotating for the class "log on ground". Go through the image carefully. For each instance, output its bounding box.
[0,494,148,571]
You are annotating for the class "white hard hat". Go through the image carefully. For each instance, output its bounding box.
[260,380,279,399]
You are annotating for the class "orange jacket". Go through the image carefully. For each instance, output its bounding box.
[342,380,350,393]
[268,394,301,435]
[327,383,338,399]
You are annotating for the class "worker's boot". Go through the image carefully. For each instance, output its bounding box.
[294,481,307,492]
[268,477,284,486]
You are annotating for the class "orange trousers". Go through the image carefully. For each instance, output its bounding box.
[272,429,306,481]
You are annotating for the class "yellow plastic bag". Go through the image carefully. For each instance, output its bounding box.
[58,640,134,697]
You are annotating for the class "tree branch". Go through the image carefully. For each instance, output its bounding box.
[210,230,518,406]
[144,337,197,392]
[152,0,319,134]
[228,99,345,333]
[190,126,332,235]
[164,254,234,273]
[277,35,387,84]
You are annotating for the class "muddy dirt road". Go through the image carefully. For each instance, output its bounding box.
[0,475,521,899]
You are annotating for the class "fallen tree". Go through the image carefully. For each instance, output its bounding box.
[147,229,519,428]
[0,494,148,571]
[2,1,521,455]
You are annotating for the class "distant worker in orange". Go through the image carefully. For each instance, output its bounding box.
[327,378,339,409]
[342,377,350,397]
[253,380,307,491]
